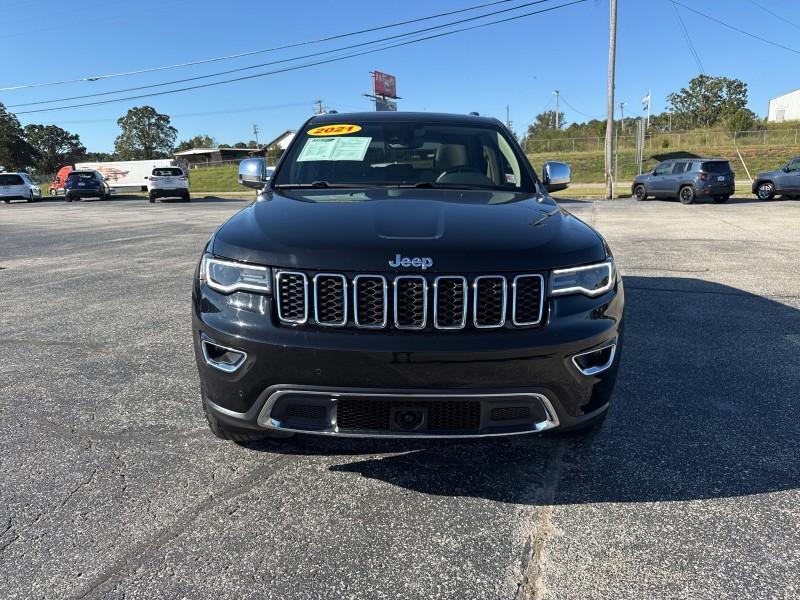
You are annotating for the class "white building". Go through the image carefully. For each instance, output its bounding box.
[767,88,800,122]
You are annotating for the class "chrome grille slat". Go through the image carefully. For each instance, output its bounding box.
[275,271,308,324]
[393,275,428,330]
[313,273,347,327]
[433,276,468,330]
[353,275,388,329]
[473,275,507,329]
[274,271,544,330]
[512,274,545,326]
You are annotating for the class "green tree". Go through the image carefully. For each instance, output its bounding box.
[24,124,86,174]
[667,75,750,129]
[526,110,566,137]
[246,140,258,149]
[233,142,248,149]
[0,103,38,170]
[114,106,177,160]
[174,134,216,152]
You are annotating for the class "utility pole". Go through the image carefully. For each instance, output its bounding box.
[252,124,260,148]
[619,101,626,133]
[506,104,511,129]
[314,99,325,115]
[604,0,618,200]
[553,90,560,129]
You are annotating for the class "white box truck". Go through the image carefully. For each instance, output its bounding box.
[75,159,181,193]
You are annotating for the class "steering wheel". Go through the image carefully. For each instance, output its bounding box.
[436,166,482,181]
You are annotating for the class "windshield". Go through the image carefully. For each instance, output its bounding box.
[0,174,24,185]
[272,120,533,192]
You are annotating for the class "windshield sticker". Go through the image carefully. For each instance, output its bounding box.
[505,173,517,184]
[297,137,372,162]
[307,124,362,136]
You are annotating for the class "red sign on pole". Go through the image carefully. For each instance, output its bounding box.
[373,71,397,98]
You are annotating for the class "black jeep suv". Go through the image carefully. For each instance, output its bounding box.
[192,112,624,441]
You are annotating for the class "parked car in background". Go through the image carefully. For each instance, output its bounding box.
[0,172,42,203]
[632,158,735,204]
[752,157,800,200]
[146,166,190,202]
[64,170,111,202]
[50,159,185,196]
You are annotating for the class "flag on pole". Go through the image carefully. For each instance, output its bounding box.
[641,92,651,112]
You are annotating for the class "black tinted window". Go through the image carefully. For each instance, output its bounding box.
[672,162,687,174]
[152,168,183,176]
[702,161,731,173]
[0,174,24,185]
[68,172,97,181]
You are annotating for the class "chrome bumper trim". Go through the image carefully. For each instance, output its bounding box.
[255,389,560,438]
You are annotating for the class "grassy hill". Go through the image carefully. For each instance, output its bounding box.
[183,143,800,193]
[527,144,800,184]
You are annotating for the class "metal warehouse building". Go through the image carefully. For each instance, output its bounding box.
[767,88,800,122]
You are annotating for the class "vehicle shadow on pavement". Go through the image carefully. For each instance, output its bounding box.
[252,276,800,505]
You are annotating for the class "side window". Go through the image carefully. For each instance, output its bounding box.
[787,159,800,172]
[671,162,687,174]
[653,163,671,176]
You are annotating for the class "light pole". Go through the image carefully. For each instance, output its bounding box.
[553,90,560,129]
[604,0,618,200]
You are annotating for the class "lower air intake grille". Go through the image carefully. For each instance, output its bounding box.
[337,398,481,432]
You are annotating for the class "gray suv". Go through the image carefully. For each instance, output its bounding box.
[752,157,800,200]
[632,158,735,204]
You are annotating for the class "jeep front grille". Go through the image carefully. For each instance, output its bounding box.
[274,271,544,331]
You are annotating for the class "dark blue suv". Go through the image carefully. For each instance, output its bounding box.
[632,158,735,204]
[64,170,111,202]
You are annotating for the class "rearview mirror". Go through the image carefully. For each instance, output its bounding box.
[542,161,571,193]
[238,158,268,189]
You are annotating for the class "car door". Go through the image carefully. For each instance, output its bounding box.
[668,161,688,196]
[783,158,800,193]
[649,162,673,196]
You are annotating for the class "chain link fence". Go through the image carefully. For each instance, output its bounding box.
[526,128,800,154]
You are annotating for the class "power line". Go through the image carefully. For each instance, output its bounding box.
[0,0,527,92]
[8,0,558,109]
[558,94,603,120]
[670,1,705,74]
[746,0,800,31]
[670,0,800,56]
[13,0,589,115]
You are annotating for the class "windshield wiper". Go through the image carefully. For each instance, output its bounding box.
[275,181,377,190]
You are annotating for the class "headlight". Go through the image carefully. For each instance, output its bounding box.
[550,259,615,297]
[201,255,271,294]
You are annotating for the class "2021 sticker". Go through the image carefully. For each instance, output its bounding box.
[307,124,362,136]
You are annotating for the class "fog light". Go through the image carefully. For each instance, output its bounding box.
[572,342,616,376]
[201,338,247,373]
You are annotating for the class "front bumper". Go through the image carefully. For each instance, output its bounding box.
[193,278,624,437]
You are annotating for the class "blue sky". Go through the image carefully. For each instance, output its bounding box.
[2,0,797,151]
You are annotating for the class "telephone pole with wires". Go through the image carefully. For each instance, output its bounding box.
[604,0,618,200]
[553,89,560,129]
[252,124,260,148]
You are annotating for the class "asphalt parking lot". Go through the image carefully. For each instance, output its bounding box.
[1,194,798,600]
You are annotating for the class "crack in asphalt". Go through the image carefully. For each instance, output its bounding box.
[71,454,292,600]
[59,466,99,509]
[516,441,565,600]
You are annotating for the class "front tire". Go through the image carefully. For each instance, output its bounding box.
[183,192,191,202]
[49,188,57,197]
[65,194,73,203]
[633,184,647,201]
[28,191,33,203]
[679,185,695,204]
[756,182,775,201]
[148,193,156,203]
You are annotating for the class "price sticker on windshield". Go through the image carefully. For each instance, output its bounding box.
[307,124,362,136]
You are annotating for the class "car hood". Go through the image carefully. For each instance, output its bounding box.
[211,189,606,272]
[755,170,779,179]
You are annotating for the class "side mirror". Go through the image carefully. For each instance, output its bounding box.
[238,158,268,189]
[542,161,571,193]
